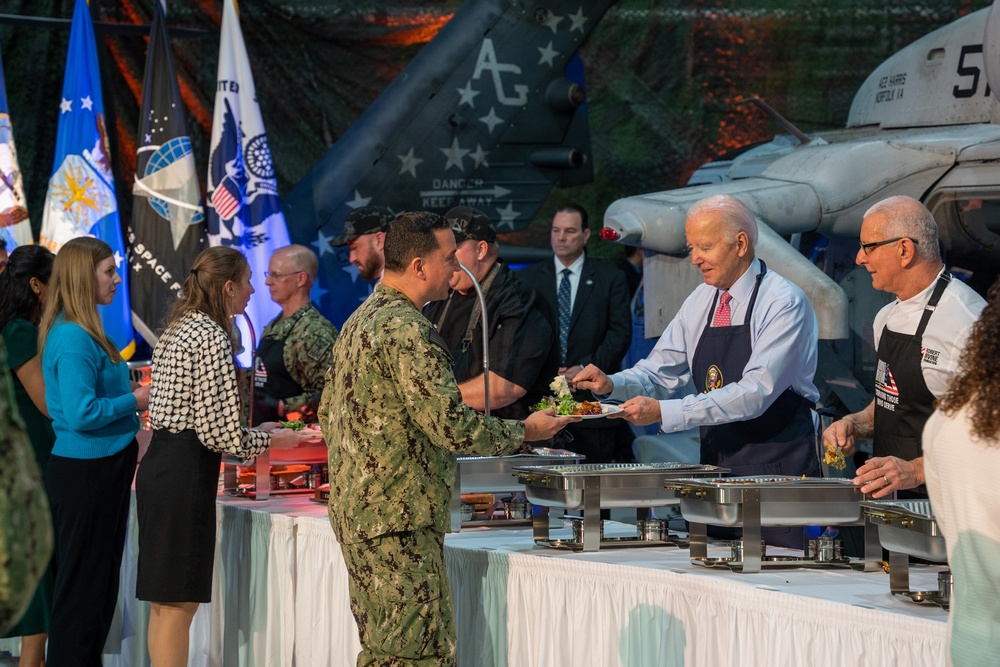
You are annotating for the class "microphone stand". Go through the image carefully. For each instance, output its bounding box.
[242,313,269,500]
[449,263,491,532]
[457,262,490,416]
[243,312,258,426]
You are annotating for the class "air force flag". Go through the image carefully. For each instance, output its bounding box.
[40,0,135,359]
[207,0,289,366]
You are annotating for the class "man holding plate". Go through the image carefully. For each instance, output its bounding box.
[320,211,578,666]
[574,195,822,546]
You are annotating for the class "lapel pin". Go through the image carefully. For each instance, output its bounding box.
[585,279,593,286]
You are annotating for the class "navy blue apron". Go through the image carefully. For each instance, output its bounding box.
[690,261,820,548]
[873,273,950,499]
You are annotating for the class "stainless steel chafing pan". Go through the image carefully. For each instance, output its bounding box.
[665,476,865,526]
[861,499,950,608]
[450,452,582,531]
[458,453,581,494]
[861,499,946,562]
[514,462,726,510]
[666,476,881,572]
[513,462,727,552]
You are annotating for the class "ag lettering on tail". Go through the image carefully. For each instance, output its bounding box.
[282,0,615,327]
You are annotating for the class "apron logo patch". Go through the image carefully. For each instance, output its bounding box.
[875,359,898,396]
[705,365,724,391]
[874,359,899,411]
[254,358,268,387]
[921,347,940,365]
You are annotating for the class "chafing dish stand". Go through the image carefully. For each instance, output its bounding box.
[450,453,582,531]
[514,463,727,552]
[862,499,950,609]
[666,476,884,573]
[223,449,272,500]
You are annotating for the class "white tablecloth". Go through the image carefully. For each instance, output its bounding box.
[3,495,947,666]
[446,526,948,667]
[98,493,361,667]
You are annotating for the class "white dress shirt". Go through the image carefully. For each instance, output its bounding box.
[873,268,985,398]
[604,258,820,433]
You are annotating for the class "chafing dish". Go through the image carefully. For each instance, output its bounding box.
[449,451,582,530]
[861,499,950,608]
[513,462,726,551]
[221,428,327,500]
[222,445,328,500]
[665,476,882,572]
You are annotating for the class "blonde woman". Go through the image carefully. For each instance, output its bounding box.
[136,246,322,667]
[39,236,149,666]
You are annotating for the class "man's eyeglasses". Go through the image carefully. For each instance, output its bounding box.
[264,270,305,279]
[859,237,918,256]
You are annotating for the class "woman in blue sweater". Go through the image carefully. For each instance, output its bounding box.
[38,237,149,667]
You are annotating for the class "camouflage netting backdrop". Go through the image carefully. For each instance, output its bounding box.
[0,0,989,258]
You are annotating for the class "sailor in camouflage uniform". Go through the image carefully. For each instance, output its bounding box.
[0,337,54,634]
[319,212,577,666]
[253,244,338,424]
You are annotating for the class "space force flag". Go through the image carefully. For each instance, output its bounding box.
[129,0,207,344]
[0,46,32,251]
[40,0,135,359]
[207,0,289,366]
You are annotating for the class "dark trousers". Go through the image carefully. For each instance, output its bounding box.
[45,441,137,667]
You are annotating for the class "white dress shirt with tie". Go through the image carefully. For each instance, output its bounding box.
[603,258,820,433]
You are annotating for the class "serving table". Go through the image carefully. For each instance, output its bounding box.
[5,493,945,667]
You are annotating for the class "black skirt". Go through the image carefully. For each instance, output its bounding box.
[135,428,222,603]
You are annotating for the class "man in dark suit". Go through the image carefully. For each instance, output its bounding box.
[519,203,632,462]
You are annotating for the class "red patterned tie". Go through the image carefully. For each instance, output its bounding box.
[712,291,732,327]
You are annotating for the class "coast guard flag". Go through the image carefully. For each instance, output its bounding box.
[207,0,289,366]
[0,46,32,250]
[40,0,135,359]
[129,0,207,344]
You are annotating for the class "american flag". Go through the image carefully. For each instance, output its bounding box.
[211,176,241,220]
[876,361,899,396]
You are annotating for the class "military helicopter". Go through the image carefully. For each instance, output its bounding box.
[601,4,1000,413]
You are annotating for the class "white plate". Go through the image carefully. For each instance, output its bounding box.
[577,403,624,420]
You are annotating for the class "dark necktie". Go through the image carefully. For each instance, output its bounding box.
[558,268,572,364]
[712,291,732,327]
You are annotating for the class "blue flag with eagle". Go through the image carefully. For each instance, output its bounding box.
[40,0,135,358]
[206,0,289,367]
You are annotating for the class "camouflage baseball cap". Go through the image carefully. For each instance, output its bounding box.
[444,206,496,244]
[330,207,393,247]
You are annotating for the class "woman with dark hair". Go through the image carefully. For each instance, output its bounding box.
[924,274,1000,667]
[0,245,56,666]
[136,246,321,667]
[39,236,149,666]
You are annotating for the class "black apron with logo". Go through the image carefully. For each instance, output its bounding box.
[873,273,950,499]
[252,336,302,426]
[690,262,820,548]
